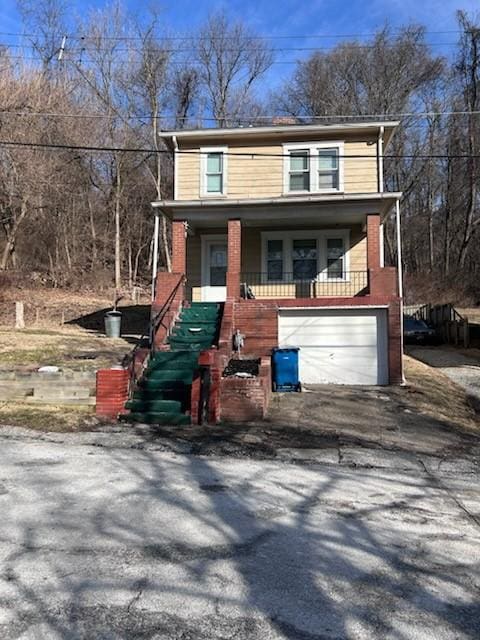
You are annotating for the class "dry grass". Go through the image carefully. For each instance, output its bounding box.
[0,327,132,370]
[457,307,480,324]
[0,402,102,432]
[403,355,479,432]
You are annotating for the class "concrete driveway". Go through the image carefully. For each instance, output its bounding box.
[0,428,479,639]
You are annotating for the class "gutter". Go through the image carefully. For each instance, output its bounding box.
[151,191,403,209]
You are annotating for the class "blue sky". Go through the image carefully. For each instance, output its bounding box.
[159,0,479,37]
[2,0,477,35]
[1,0,479,86]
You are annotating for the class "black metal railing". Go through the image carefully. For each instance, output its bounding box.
[240,271,369,299]
[122,275,186,394]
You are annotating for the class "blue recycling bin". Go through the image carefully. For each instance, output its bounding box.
[271,347,301,392]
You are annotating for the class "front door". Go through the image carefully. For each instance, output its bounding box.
[202,235,228,302]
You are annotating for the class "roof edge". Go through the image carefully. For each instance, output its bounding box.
[160,121,401,143]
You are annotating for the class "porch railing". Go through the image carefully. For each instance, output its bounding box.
[240,271,369,299]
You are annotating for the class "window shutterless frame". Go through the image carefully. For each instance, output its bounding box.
[282,141,344,194]
[200,146,228,197]
[261,229,350,283]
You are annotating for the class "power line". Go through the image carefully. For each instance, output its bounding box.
[0,138,476,159]
[0,42,462,54]
[0,28,469,41]
[1,109,479,122]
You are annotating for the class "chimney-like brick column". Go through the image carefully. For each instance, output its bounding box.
[366,214,381,270]
[226,219,241,300]
[171,220,187,274]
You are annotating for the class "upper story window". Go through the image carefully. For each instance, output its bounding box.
[201,147,228,197]
[288,150,310,192]
[318,148,339,190]
[284,142,344,194]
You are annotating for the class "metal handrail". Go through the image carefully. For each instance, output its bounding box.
[240,271,369,298]
[123,274,185,392]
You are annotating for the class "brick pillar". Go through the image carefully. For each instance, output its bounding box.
[226,219,241,300]
[96,368,130,418]
[366,214,381,270]
[388,300,403,384]
[171,220,187,274]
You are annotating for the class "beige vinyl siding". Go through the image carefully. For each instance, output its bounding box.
[176,138,378,200]
[343,141,378,193]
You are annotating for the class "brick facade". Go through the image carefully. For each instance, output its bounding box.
[96,368,130,418]
[366,214,381,270]
[229,295,403,384]
[226,219,241,300]
[219,357,272,422]
[171,220,187,274]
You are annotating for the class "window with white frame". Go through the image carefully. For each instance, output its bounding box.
[262,230,349,282]
[284,143,343,193]
[288,150,310,192]
[201,147,227,196]
[318,148,339,190]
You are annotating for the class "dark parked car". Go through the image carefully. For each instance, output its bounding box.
[403,316,438,345]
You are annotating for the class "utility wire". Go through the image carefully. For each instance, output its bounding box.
[0,28,470,41]
[0,41,462,53]
[0,109,478,122]
[0,138,475,159]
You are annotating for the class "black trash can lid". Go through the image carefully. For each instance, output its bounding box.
[272,347,300,352]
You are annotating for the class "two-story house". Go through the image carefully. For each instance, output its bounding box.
[152,121,403,388]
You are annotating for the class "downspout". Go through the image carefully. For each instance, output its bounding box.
[172,135,179,201]
[151,213,160,301]
[377,125,384,193]
[395,199,406,383]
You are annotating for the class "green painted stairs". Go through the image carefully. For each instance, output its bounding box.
[123,302,221,425]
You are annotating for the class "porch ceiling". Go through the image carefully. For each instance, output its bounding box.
[152,192,401,229]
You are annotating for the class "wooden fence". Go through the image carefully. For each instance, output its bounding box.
[409,303,470,348]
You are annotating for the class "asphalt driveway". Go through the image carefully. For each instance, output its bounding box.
[0,427,479,639]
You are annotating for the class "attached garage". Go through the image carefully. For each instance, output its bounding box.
[278,307,389,385]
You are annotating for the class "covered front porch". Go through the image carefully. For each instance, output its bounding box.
[156,194,401,303]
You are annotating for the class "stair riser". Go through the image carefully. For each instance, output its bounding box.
[126,398,182,411]
[123,413,191,426]
[147,372,194,383]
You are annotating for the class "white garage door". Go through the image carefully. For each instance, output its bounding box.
[278,308,388,385]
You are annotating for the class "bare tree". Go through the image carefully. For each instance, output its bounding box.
[197,11,274,126]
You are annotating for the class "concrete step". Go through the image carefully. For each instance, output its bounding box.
[121,412,191,425]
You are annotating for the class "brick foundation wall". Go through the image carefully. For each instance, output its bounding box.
[96,368,130,418]
[231,294,403,384]
[233,301,278,356]
[387,299,403,384]
[219,357,272,423]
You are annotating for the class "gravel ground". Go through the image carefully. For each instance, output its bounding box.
[408,346,480,410]
[0,429,479,640]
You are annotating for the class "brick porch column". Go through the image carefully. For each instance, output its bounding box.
[171,220,187,274]
[226,219,241,300]
[366,214,381,270]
